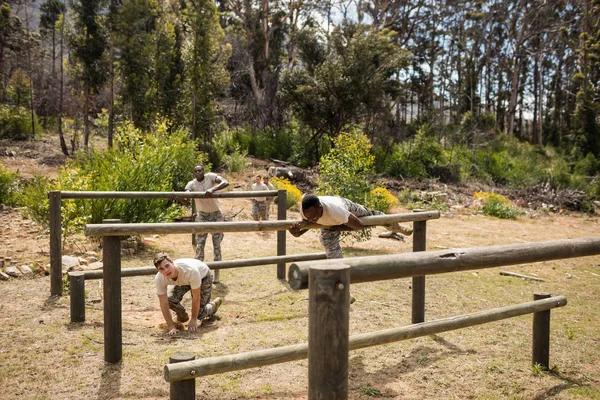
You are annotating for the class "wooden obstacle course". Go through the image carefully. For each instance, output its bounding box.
[81,211,439,363]
[48,189,287,295]
[164,294,567,385]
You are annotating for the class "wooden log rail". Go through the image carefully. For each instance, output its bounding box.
[60,190,279,199]
[68,253,327,323]
[78,253,328,280]
[287,236,600,290]
[164,295,567,383]
[83,211,441,236]
[48,189,288,296]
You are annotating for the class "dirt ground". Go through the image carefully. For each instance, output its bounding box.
[1,135,600,400]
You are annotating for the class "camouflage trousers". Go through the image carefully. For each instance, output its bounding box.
[251,199,268,221]
[195,211,223,262]
[320,198,384,259]
[168,270,215,320]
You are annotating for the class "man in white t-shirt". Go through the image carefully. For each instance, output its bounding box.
[289,194,411,259]
[153,252,222,335]
[251,174,269,221]
[185,164,229,283]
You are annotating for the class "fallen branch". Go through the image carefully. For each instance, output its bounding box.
[499,271,545,282]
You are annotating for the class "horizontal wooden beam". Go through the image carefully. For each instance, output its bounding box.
[164,295,567,382]
[60,190,278,199]
[288,236,600,289]
[79,253,327,280]
[84,211,440,237]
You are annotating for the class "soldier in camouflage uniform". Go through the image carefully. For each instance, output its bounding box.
[153,253,222,335]
[289,194,406,259]
[185,164,229,283]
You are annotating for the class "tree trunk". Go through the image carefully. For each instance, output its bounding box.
[108,35,115,148]
[506,56,521,136]
[83,82,90,149]
[536,52,543,145]
[58,0,68,156]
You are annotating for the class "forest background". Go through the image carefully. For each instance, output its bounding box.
[0,0,600,217]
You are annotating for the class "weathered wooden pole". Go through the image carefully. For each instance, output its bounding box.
[412,220,427,324]
[164,296,567,382]
[308,264,350,399]
[84,211,441,237]
[49,190,62,296]
[69,271,85,323]
[288,237,600,290]
[61,190,277,199]
[169,352,196,400]
[532,292,552,369]
[103,219,122,364]
[277,189,287,279]
[81,252,328,280]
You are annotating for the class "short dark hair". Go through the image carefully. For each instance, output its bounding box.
[153,252,171,268]
[301,194,321,210]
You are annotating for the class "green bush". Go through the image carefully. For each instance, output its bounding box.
[15,174,52,226]
[473,191,522,220]
[318,128,376,241]
[386,124,445,180]
[0,104,41,140]
[481,197,522,219]
[317,127,374,203]
[53,120,203,233]
[0,163,18,206]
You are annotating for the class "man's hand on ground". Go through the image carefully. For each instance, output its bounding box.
[187,319,200,332]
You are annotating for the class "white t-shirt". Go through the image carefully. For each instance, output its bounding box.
[155,258,210,295]
[251,182,269,201]
[185,172,224,213]
[300,196,350,226]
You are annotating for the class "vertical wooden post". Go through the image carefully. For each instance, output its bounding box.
[412,220,427,323]
[308,264,350,400]
[49,190,62,296]
[191,200,197,246]
[103,219,122,364]
[69,271,86,323]
[169,352,196,400]
[532,292,551,369]
[277,190,287,279]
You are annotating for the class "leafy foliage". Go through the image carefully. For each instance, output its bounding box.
[0,104,40,140]
[367,187,397,213]
[0,163,18,205]
[473,192,522,220]
[317,129,377,241]
[317,128,374,203]
[271,177,301,210]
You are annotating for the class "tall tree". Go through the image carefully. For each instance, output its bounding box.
[68,0,108,149]
[40,0,66,77]
[181,0,231,142]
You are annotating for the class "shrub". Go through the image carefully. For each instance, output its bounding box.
[473,191,522,220]
[50,120,203,233]
[318,128,377,242]
[317,127,374,203]
[0,104,41,140]
[15,174,53,226]
[0,163,18,206]
[386,124,445,180]
[367,187,397,213]
[271,177,302,210]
